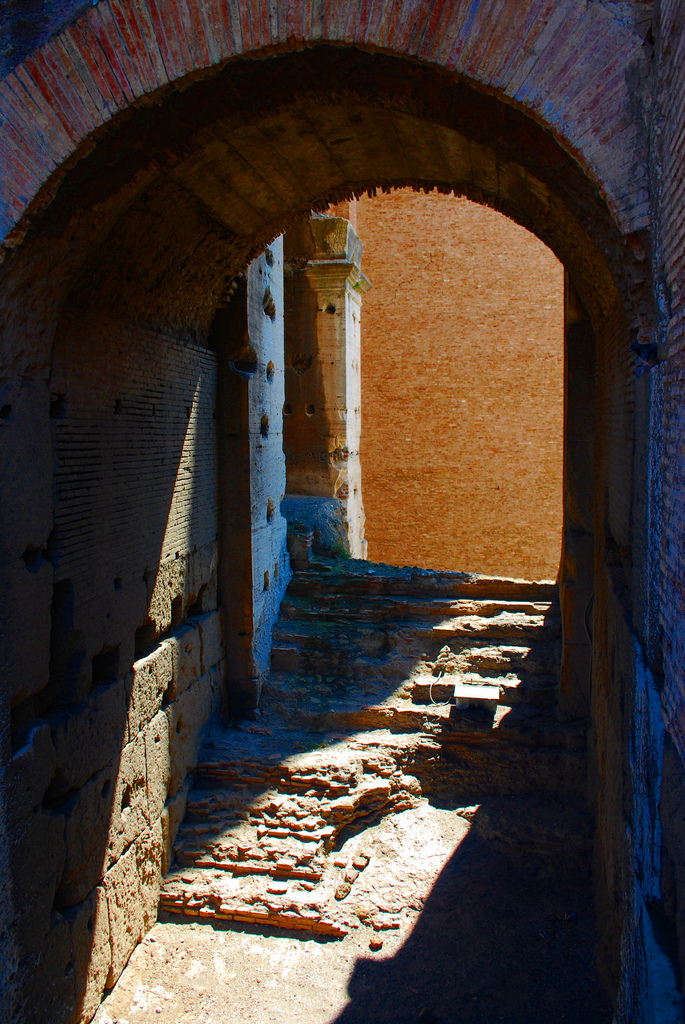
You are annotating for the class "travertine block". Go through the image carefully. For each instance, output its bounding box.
[104,841,145,988]
[57,759,117,908]
[160,778,191,874]
[107,731,149,867]
[165,672,213,796]
[196,608,224,673]
[144,710,170,822]
[126,642,173,739]
[7,726,66,946]
[66,885,111,1024]
[136,819,164,930]
[163,622,201,701]
[49,680,127,797]
[22,913,75,1024]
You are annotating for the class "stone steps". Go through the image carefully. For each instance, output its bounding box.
[161,558,580,940]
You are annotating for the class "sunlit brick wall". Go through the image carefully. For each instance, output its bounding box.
[356,190,564,580]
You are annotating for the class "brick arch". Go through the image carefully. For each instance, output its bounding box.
[0,0,649,251]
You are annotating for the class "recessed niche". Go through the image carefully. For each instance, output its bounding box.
[266,361,275,382]
[283,403,292,416]
[50,393,66,418]
[260,414,269,438]
[263,570,270,591]
[263,288,277,320]
[171,594,183,626]
[266,499,275,523]
[92,645,120,687]
[135,622,157,657]
[21,547,43,573]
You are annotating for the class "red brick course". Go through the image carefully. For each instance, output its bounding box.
[0,0,650,243]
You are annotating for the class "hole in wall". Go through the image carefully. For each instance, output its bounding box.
[266,361,275,382]
[121,785,131,815]
[274,561,279,580]
[21,547,43,573]
[50,393,66,418]
[325,303,336,314]
[113,576,122,591]
[283,403,292,416]
[266,499,275,523]
[306,404,315,416]
[289,353,312,375]
[188,585,208,617]
[92,646,120,687]
[1,403,13,419]
[114,399,123,415]
[263,570,270,591]
[135,622,157,657]
[87,915,95,934]
[260,414,269,438]
[171,594,184,627]
[176,717,182,735]
[265,248,275,267]
[263,288,277,320]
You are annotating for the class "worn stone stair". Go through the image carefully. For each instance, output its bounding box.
[161,558,587,938]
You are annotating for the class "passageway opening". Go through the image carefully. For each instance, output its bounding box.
[0,40,653,1024]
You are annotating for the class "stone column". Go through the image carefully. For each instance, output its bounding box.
[283,215,370,559]
[558,272,596,720]
[214,240,289,714]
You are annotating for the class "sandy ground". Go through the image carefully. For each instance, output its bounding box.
[95,801,613,1024]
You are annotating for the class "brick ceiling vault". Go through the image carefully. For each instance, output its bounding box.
[0,0,655,353]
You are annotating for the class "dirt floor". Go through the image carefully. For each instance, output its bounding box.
[95,800,613,1024]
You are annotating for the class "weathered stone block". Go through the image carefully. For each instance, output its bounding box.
[144,710,170,822]
[5,726,66,948]
[20,913,75,1024]
[163,622,201,701]
[161,777,191,874]
[104,841,144,988]
[56,759,117,909]
[136,819,164,930]
[107,731,149,867]
[126,642,173,739]
[66,885,111,1024]
[165,672,213,796]
[49,679,127,797]
[196,608,224,673]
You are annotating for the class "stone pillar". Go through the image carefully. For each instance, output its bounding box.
[214,240,289,714]
[283,215,370,559]
[558,272,596,720]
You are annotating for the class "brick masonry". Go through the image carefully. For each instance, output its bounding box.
[356,189,563,580]
[0,1,680,1022]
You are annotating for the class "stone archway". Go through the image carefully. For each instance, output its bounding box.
[0,10,664,1023]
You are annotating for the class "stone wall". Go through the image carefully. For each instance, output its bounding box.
[356,190,564,580]
[5,309,227,1022]
[1,244,289,1022]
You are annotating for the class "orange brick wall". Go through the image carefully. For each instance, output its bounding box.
[356,190,564,580]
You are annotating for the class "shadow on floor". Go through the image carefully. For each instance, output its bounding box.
[332,803,613,1024]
